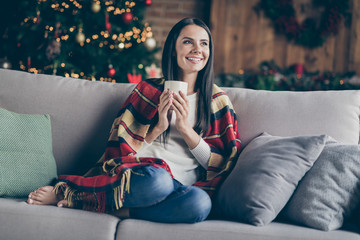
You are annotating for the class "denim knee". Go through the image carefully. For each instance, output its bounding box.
[183,186,212,223]
[130,185,212,223]
[123,165,174,208]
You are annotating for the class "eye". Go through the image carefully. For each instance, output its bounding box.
[183,40,192,44]
[201,41,208,46]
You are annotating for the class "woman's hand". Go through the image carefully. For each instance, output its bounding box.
[172,91,192,133]
[144,88,173,143]
[157,88,173,132]
[172,90,201,149]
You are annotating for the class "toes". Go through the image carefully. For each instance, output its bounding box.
[57,200,73,208]
[27,197,42,205]
[57,200,67,208]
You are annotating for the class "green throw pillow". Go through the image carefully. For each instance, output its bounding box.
[0,107,57,198]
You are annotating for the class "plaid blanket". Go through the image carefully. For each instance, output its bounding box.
[54,78,241,212]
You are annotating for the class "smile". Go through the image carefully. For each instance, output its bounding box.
[186,57,203,62]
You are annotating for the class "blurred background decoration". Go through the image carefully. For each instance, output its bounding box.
[215,60,360,91]
[1,0,360,91]
[0,0,159,83]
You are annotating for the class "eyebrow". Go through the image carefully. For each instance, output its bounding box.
[182,36,209,42]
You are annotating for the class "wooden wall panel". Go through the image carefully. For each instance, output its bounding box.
[210,0,360,74]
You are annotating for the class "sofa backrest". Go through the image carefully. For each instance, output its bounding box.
[223,87,360,147]
[1,69,360,175]
[0,69,135,175]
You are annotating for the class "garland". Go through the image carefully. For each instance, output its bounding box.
[255,0,350,48]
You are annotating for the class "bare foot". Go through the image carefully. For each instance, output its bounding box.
[27,186,60,206]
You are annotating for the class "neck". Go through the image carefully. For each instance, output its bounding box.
[178,71,197,95]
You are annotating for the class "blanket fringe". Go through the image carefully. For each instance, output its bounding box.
[114,168,132,210]
[53,181,76,208]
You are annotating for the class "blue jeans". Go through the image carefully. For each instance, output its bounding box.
[122,165,212,223]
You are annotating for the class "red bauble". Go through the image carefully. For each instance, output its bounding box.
[122,12,133,24]
[106,22,112,32]
[107,66,116,77]
[145,0,152,6]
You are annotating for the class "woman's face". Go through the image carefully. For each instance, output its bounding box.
[175,24,210,76]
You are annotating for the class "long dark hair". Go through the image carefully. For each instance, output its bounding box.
[162,18,215,135]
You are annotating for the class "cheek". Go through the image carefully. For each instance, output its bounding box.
[204,51,210,63]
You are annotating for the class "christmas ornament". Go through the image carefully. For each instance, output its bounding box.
[46,40,61,60]
[105,14,111,32]
[295,63,304,75]
[145,63,161,78]
[0,58,12,69]
[145,37,156,51]
[145,0,152,6]
[35,10,40,24]
[118,42,125,49]
[91,1,101,13]
[122,12,133,24]
[255,0,350,48]
[127,73,142,83]
[76,29,85,44]
[27,57,31,69]
[107,64,116,77]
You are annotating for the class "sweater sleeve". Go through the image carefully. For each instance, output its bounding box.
[190,138,211,169]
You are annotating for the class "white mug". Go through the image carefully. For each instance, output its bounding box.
[164,80,188,95]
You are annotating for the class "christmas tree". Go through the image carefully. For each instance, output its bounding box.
[0,0,159,83]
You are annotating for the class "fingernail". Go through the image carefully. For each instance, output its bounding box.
[58,203,63,208]
[29,199,33,204]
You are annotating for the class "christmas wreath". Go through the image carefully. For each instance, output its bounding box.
[255,0,350,48]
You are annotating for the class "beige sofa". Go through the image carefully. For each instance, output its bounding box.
[0,68,359,240]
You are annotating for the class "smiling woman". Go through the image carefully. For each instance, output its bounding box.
[27,18,241,224]
[175,26,210,84]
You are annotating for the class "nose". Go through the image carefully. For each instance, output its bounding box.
[191,44,201,54]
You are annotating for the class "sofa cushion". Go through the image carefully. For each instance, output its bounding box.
[0,107,57,197]
[215,133,328,226]
[116,219,360,240]
[223,88,360,147]
[281,141,360,231]
[0,198,120,240]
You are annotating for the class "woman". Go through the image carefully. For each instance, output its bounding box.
[27,18,241,223]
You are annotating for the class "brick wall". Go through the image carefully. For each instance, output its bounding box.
[144,0,211,61]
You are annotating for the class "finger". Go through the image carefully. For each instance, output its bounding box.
[172,98,186,115]
[159,89,170,103]
[159,91,172,109]
[162,97,173,112]
[178,90,187,99]
[173,93,188,113]
[173,92,188,107]
[158,94,173,113]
